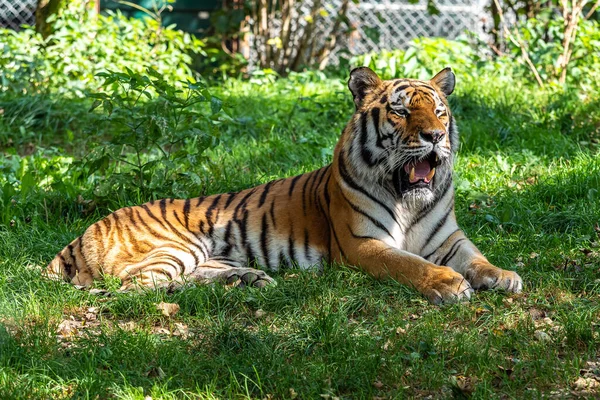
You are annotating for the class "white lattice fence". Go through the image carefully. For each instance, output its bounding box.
[247,0,488,69]
[346,0,487,55]
[0,0,36,30]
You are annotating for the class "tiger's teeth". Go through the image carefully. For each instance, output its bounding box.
[426,168,436,181]
[409,167,416,182]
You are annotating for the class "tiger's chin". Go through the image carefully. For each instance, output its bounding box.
[401,187,435,207]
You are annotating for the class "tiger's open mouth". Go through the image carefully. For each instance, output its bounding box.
[399,153,439,192]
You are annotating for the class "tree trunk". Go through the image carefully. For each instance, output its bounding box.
[36,0,66,39]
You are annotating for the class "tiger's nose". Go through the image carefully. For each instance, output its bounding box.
[420,129,445,144]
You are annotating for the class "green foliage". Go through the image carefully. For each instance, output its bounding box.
[0,2,205,96]
[353,27,600,89]
[352,37,485,81]
[508,15,600,88]
[80,67,226,205]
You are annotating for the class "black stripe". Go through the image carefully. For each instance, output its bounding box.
[288,174,302,196]
[159,198,167,219]
[133,209,170,241]
[260,214,271,269]
[338,150,396,221]
[304,228,310,261]
[314,167,330,214]
[223,221,234,256]
[154,210,204,266]
[59,253,73,277]
[205,195,222,235]
[372,107,386,149]
[329,219,346,261]
[259,181,273,208]
[340,189,393,238]
[407,177,453,232]
[269,199,277,230]
[424,207,453,246]
[323,174,331,210]
[308,168,326,212]
[348,224,377,240]
[379,94,387,104]
[224,192,238,209]
[196,196,206,207]
[183,199,191,229]
[288,233,296,263]
[394,84,410,92]
[141,204,168,231]
[237,209,255,265]
[234,188,257,217]
[439,238,467,266]
[423,228,460,260]
[359,112,376,167]
[123,207,138,229]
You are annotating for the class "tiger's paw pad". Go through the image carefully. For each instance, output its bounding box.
[465,266,523,293]
[421,268,473,305]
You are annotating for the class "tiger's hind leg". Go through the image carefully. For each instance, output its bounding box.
[117,248,198,292]
[117,257,275,293]
[185,258,276,289]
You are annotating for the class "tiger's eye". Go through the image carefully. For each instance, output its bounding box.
[393,109,409,118]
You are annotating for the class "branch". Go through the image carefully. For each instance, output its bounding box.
[493,0,545,87]
[584,0,600,19]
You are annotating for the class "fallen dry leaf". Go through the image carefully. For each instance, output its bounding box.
[453,375,478,395]
[172,322,190,338]
[155,302,180,317]
[57,319,80,337]
[118,321,137,331]
[153,327,171,335]
[372,380,384,389]
[573,376,600,391]
[396,326,407,335]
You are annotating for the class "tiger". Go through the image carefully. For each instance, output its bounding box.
[45,67,523,304]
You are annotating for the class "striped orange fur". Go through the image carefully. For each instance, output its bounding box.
[45,67,522,304]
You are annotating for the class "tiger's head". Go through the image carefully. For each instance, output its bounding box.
[343,66,458,205]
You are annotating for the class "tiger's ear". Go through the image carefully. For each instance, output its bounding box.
[431,67,455,97]
[348,67,382,108]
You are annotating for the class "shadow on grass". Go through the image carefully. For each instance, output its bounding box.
[0,266,400,398]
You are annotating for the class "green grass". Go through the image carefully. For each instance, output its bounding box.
[1,73,600,399]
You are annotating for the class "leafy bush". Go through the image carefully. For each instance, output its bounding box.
[0,2,205,96]
[507,14,600,88]
[77,67,226,205]
[351,37,485,81]
[352,28,599,90]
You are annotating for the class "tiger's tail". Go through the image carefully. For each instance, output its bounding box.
[44,237,95,287]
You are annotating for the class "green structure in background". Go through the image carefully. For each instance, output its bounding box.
[100,0,221,33]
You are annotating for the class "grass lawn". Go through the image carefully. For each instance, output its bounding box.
[1,73,599,399]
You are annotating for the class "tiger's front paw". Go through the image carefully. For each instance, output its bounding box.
[464,262,523,293]
[420,266,474,305]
